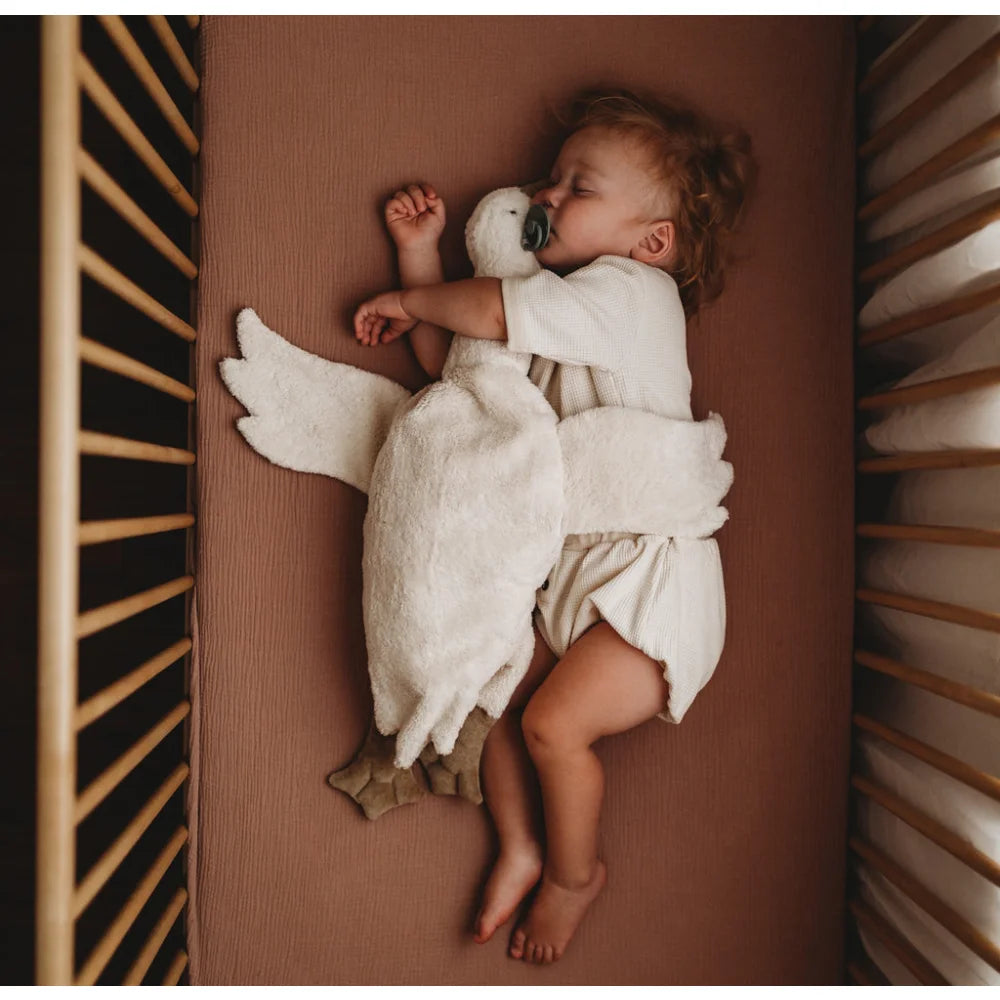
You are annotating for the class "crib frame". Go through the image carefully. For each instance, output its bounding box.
[37,14,200,985]
[847,14,1000,986]
[29,12,1000,986]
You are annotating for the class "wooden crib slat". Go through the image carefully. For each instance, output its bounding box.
[857,449,1000,474]
[857,522,1000,549]
[185,15,200,29]
[77,150,197,279]
[74,702,190,824]
[75,826,188,986]
[123,887,187,985]
[856,364,1000,409]
[96,16,199,154]
[78,245,197,341]
[856,587,1000,633]
[77,54,197,216]
[848,897,948,985]
[146,15,199,92]
[860,32,1000,159]
[858,113,1000,223]
[855,647,1000,717]
[79,513,195,547]
[162,950,188,985]
[853,713,1000,803]
[78,430,195,467]
[73,765,189,918]
[75,638,191,730]
[850,836,1000,973]
[858,16,952,96]
[857,282,1000,348]
[80,337,195,403]
[858,196,1000,285]
[37,14,82,987]
[852,774,1000,887]
[76,576,194,640]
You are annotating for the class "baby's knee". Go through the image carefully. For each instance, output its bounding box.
[520,698,582,759]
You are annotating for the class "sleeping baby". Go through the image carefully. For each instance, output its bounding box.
[354,86,756,966]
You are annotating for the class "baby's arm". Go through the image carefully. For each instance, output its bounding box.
[384,184,453,379]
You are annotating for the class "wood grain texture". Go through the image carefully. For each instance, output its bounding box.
[188,15,855,985]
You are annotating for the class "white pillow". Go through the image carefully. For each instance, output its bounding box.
[859,539,1000,614]
[884,465,1000,531]
[857,801,1000,943]
[861,304,1000,371]
[864,63,1000,197]
[863,314,1000,452]
[864,155,1000,244]
[859,600,1000,696]
[867,17,1000,133]
[857,733,1000,860]
[856,864,1000,985]
[858,220,1000,330]
[855,666,1000,775]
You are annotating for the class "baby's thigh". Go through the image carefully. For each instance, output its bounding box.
[506,624,559,711]
[523,622,669,748]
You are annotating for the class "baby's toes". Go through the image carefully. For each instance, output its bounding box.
[509,929,526,960]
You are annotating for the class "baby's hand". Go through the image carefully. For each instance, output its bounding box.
[385,183,446,252]
[354,290,418,347]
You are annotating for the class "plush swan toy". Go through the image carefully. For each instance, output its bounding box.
[220,187,734,818]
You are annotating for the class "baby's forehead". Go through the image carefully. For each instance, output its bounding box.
[558,126,653,173]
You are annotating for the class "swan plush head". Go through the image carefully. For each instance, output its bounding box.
[464,186,542,281]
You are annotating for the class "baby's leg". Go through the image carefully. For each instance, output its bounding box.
[511,622,670,964]
[474,626,558,944]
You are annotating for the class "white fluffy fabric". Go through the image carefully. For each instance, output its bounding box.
[220,309,409,494]
[220,187,734,769]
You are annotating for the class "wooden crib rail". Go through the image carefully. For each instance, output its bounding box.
[859,31,1000,160]
[78,150,198,278]
[856,588,1000,633]
[857,113,1000,223]
[854,648,1000,717]
[854,713,1000,804]
[37,14,199,985]
[849,15,1000,984]
[97,16,199,155]
[856,364,1000,410]
[848,898,948,985]
[78,53,197,216]
[852,774,1000,888]
[858,195,1000,285]
[857,16,952,96]
[857,283,1000,349]
[850,836,1000,973]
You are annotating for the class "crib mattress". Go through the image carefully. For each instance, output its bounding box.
[190,15,855,985]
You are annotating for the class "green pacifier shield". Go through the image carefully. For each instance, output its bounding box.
[521,205,551,251]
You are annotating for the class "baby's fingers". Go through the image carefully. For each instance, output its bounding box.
[406,184,428,214]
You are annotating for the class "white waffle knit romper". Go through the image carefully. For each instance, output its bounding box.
[502,254,723,724]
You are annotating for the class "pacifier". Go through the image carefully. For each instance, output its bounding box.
[521,204,551,252]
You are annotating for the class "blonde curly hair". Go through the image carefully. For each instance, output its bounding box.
[559,87,757,318]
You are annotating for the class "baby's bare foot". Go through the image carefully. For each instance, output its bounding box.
[473,844,544,944]
[509,860,606,964]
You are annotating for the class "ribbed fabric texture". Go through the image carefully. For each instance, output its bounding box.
[502,255,720,721]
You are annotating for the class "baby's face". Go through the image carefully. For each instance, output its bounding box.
[531,126,663,274]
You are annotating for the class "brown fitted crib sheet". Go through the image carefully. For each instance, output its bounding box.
[190,15,855,984]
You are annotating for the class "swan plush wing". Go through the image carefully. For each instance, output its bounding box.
[558,408,733,539]
[219,308,410,494]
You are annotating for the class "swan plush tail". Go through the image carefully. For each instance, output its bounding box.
[219,308,411,493]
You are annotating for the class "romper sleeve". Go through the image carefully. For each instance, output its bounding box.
[501,255,644,370]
